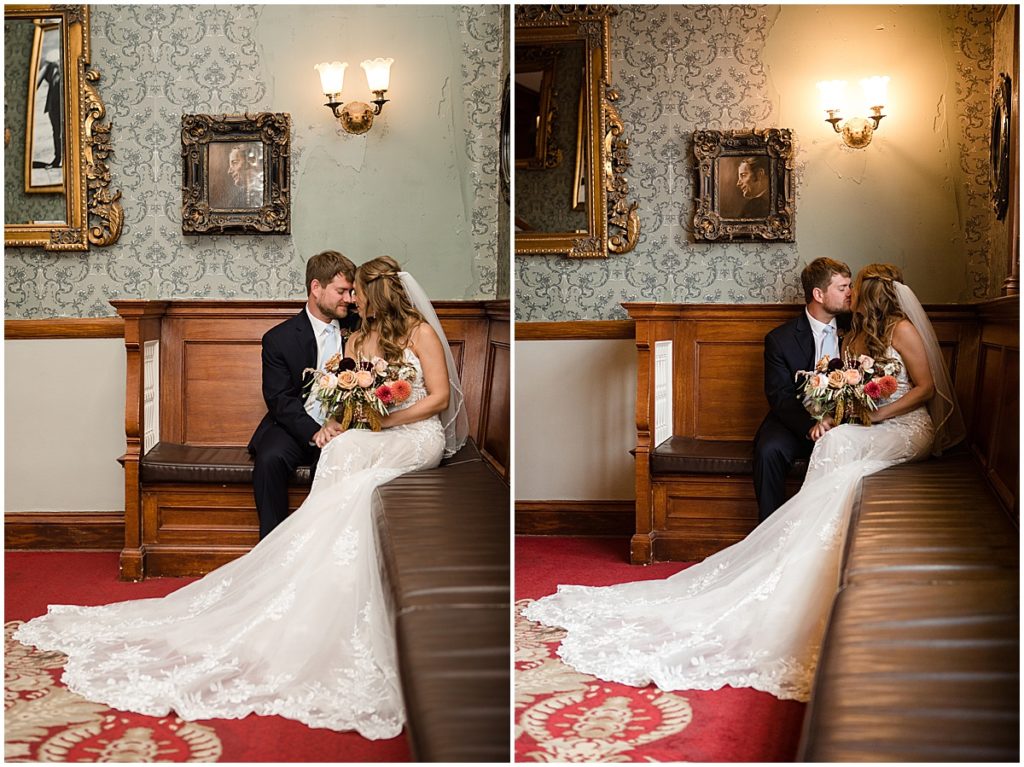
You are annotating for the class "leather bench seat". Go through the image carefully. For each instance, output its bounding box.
[801,577,1018,762]
[371,447,509,762]
[395,606,509,763]
[139,439,482,485]
[374,460,508,610]
[799,453,1020,762]
[651,436,808,477]
[843,454,1019,586]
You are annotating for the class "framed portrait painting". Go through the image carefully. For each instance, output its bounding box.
[692,128,795,242]
[24,19,64,193]
[181,112,290,235]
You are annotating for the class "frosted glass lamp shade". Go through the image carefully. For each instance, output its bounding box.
[817,80,847,113]
[315,61,348,96]
[860,75,889,108]
[361,58,394,92]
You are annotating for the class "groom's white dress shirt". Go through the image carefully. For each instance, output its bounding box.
[805,309,839,363]
[304,308,343,425]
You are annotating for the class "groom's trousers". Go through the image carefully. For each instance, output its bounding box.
[753,413,812,523]
[251,424,320,539]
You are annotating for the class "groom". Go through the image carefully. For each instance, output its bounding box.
[753,257,852,522]
[248,250,359,539]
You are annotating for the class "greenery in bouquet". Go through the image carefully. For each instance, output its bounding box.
[304,353,416,432]
[797,352,900,426]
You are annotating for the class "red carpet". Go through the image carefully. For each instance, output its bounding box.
[5,551,410,762]
[515,536,806,762]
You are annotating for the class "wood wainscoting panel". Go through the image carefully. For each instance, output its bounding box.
[181,339,266,446]
[5,512,124,550]
[480,304,510,477]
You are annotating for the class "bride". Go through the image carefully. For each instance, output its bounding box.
[14,256,469,739]
[523,264,965,701]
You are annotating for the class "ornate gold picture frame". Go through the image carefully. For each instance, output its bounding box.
[181,112,291,235]
[4,4,123,251]
[693,128,795,243]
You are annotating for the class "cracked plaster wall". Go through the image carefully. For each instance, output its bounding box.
[4,4,506,318]
[515,4,1000,321]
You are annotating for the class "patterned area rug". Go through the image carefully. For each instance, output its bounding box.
[5,551,411,763]
[515,536,806,762]
[5,621,222,761]
[516,600,695,762]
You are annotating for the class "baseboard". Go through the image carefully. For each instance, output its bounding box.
[4,512,124,550]
[515,500,635,536]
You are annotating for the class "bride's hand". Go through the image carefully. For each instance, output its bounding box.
[809,415,835,441]
[313,418,344,448]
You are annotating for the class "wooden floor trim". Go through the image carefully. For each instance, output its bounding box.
[5,512,124,550]
[515,500,635,536]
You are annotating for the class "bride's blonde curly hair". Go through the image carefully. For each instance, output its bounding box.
[850,263,906,359]
[352,256,424,363]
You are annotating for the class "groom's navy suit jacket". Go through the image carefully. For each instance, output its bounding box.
[247,308,357,454]
[762,309,849,439]
[248,309,320,454]
[763,311,818,440]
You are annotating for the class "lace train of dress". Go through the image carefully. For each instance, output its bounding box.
[523,348,934,701]
[14,349,445,738]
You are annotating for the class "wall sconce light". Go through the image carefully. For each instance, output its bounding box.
[315,57,393,135]
[817,76,889,149]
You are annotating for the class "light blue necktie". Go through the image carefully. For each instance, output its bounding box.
[309,324,339,425]
[821,324,838,360]
[320,323,339,368]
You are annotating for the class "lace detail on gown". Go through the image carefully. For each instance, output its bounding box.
[522,347,934,701]
[14,348,445,738]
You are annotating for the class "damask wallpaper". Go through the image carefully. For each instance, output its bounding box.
[5,4,506,318]
[515,4,1000,321]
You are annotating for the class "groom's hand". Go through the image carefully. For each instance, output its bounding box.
[313,419,344,448]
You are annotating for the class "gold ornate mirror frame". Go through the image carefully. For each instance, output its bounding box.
[515,5,639,259]
[4,5,122,251]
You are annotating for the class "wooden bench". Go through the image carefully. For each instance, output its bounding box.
[797,296,1019,761]
[623,301,984,565]
[627,297,1018,760]
[373,441,509,761]
[112,299,510,581]
[798,451,1019,761]
[114,298,510,760]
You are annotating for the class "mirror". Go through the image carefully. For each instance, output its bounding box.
[4,5,122,251]
[514,6,638,259]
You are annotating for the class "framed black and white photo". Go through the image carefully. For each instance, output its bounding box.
[24,19,63,193]
[692,128,795,242]
[181,112,290,235]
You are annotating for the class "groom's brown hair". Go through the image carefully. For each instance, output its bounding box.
[305,250,356,294]
[801,257,850,303]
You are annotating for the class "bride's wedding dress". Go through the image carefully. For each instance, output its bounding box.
[15,347,445,739]
[524,346,938,701]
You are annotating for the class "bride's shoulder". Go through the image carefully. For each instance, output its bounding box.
[408,320,439,348]
[889,318,924,356]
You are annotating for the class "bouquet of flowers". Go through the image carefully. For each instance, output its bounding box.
[797,353,901,425]
[304,353,417,431]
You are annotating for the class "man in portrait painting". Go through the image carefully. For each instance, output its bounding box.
[210,142,264,209]
[734,155,770,219]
